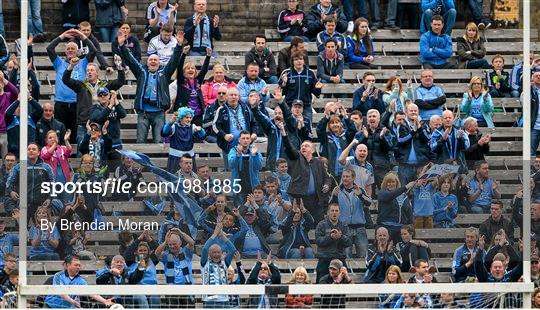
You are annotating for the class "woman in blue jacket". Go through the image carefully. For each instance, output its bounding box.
[345,18,375,69]
[460,76,494,128]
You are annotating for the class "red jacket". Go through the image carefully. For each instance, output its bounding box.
[285,294,313,308]
[41,145,72,182]
[201,79,236,107]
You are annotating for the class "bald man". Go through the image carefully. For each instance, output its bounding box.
[47,29,97,143]
[339,141,374,196]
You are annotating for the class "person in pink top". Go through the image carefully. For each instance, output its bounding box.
[41,129,73,185]
[201,64,236,107]
[0,72,19,158]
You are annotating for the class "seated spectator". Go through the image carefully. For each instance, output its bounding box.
[486,54,512,98]
[279,123,332,223]
[77,22,111,72]
[5,95,43,157]
[29,206,60,261]
[0,154,17,214]
[377,173,414,242]
[36,102,66,149]
[430,110,470,173]
[245,35,278,84]
[45,256,113,308]
[305,0,347,39]
[316,16,347,55]
[0,249,17,282]
[112,23,142,66]
[200,224,237,308]
[0,34,6,66]
[460,76,494,128]
[420,0,456,35]
[184,0,221,56]
[420,15,455,69]
[339,142,375,196]
[531,70,540,155]
[352,72,384,116]
[237,64,271,107]
[112,155,143,202]
[315,203,351,283]
[452,227,484,282]
[277,36,309,74]
[511,51,540,98]
[0,73,18,157]
[198,196,248,245]
[96,255,133,305]
[162,108,205,173]
[378,265,404,308]
[144,0,177,43]
[317,114,355,178]
[285,267,313,308]
[479,200,514,246]
[201,86,227,144]
[277,0,309,42]
[467,160,501,214]
[383,76,413,114]
[414,69,446,122]
[355,109,395,187]
[397,225,431,273]
[318,259,352,308]
[147,25,178,67]
[65,226,95,260]
[457,22,490,69]
[41,130,72,185]
[94,0,127,43]
[463,117,491,169]
[246,256,281,308]
[278,198,315,259]
[126,240,160,308]
[117,31,183,143]
[345,18,375,69]
[202,65,237,107]
[432,174,458,228]
[364,226,402,283]
[330,168,373,258]
[78,122,112,170]
[317,39,345,85]
[72,155,107,223]
[407,259,437,307]
[176,155,199,185]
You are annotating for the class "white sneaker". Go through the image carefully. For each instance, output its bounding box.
[347,21,354,33]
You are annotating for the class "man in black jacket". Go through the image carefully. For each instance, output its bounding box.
[304,0,348,39]
[246,257,281,308]
[245,35,278,84]
[278,121,331,223]
[96,255,142,308]
[479,200,514,247]
[529,70,540,156]
[463,117,491,170]
[36,102,67,148]
[318,259,352,308]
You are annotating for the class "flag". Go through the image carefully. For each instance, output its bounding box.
[419,164,460,179]
[117,150,202,237]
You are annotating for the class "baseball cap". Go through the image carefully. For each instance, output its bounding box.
[97,87,110,97]
[329,259,343,270]
[292,99,303,106]
[244,206,256,216]
[90,122,102,131]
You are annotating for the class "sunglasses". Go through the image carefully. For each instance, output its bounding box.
[218,92,227,95]
[98,93,109,97]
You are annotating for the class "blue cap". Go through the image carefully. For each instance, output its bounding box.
[97,87,110,96]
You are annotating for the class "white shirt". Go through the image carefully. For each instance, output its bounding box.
[147,35,178,66]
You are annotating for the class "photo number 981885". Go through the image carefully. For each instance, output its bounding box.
[182,178,241,194]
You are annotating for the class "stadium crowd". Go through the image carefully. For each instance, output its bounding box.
[0,0,538,308]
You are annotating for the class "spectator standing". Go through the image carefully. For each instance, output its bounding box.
[432,174,458,228]
[184,0,221,56]
[77,122,112,170]
[75,22,111,73]
[352,72,384,115]
[41,130,72,186]
[414,69,447,121]
[276,94,312,150]
[463,117,491,168]
[530,70,540,155]
[411,174,436,229]
[364,227,402,283]
[228,132,263,205]
[305,0,348,40]
[277,36,309,74]
[112,23,142,65]
[278,198,315,259]
[467,160,501,214]
[147,26,178,67]
[61,0,89,30]
[486,55,512,98]
[510,52,540,98]
[47,29,96,144]
[201,65,236,107]
[377,173,415,242]
[318,260,352,308]
[457,22,490,69]
[279,123,332,223]
[317,39,345,85]
[5,96,43,158]
[24,0,47,41]
[202,86,227,143]
[246,256,281,308]
[0,35,7,69]
[94,0,127,42]
[317,113,355,178]
[171,46,211,125]
[36,102,66,149]
[315,203,351,283]
[28,206,60,261]
[479,201,514,246]
[460,76,494,128]
[144,0,177,43]
[277,0,309,42]
[0,4,4,37]
[452,227,484,282]
[338,142,375,196]
[430,110,470,173]
[420,0,456,35]
[117,31,183,143]
[345,18,375,69]
[420,15,455,69]
[0,73,18,158]
[112,155,143,202]
[245,35,278,84]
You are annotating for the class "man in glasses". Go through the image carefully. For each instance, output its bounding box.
[202,86,228,143]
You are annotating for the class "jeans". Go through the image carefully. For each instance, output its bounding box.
[97,26,119,43]
[283,35,310,42]
[511,90,521,98]
[397,3,420,29]
[136,111,165,143]
[133,295,160,309]
[263,75,279,84]
[469,205,489,214]
[467,0,489,24]
[25,0,44,35]
[345,226,368,258]
[384,0,398,26]
[466,59,491,69]
[423,62,456,69]
[340,0,367,21]
[285,247,315,259]
[29,253,60,261]
[532,129,540,156]
[361,0,381,26]
[0,1,4,36]
[421,8,456,35]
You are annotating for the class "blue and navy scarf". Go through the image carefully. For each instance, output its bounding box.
[193,14,212,49]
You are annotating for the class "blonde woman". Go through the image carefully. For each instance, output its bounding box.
[285,267,313,308]
[316,113,355,178]
[201,64,237,106]
[379,265,404,308]
[460,76,494,128]
[382,76,413,114]
[456,22,490,69]
[377,173,415,242]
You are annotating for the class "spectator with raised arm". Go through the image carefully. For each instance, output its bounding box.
[147,25,178,67]
[41,130,72,187]
[338,141,375,196]
[0,72,17,157]
[383,76,414,114]
[144,0,177,43]
[5,94,43,156]
[457,22,490,69]
[47,29,96,143]
[112,23,141,65]
[197,196,248,244]
[184,0,221,56]
[377,173,415,242]
[76,22,111,72]
[345,18,375,69]
[420,0,456,35]
[278,198,315,259]
[319,259,352,308]
[316,111,355,178]
[419,15,455,69]
[228,131,263,205]
[364,226,402,283]
[117,31,184,143]
[275,90,312,150]
[277,0,309,42]
[246,253,281,308]
[414,69,447,121]
[277,36,309,74]
[305,0,348,40]
[245,35,278,84]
